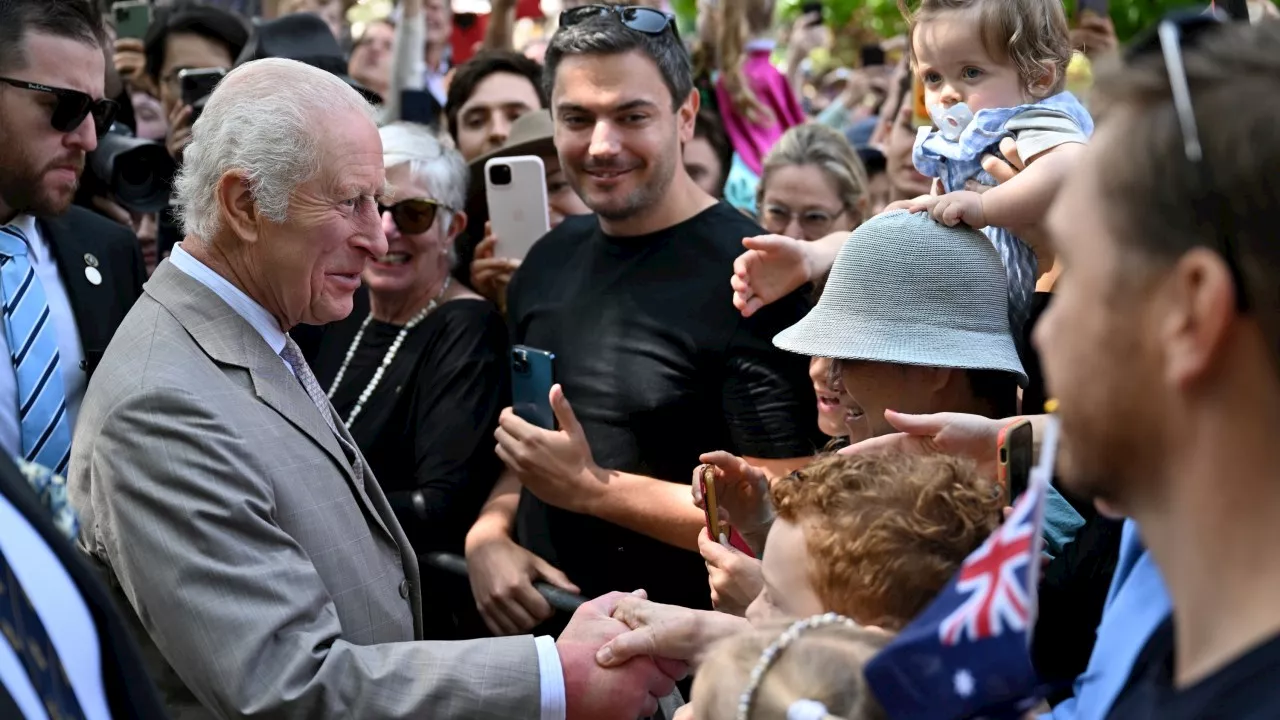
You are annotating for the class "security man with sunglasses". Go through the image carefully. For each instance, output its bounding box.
[0,0,146,476]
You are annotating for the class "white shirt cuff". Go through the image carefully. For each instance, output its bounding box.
[535,635,566,720]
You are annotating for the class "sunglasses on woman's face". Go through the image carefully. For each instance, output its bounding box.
[378,198,447,235]
[559,4,680,41]
[0,77,119,138]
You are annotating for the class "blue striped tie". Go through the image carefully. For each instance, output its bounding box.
[0,225,72,474]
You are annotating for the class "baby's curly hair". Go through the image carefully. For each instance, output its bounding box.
[771,453,1002,630]
[900,0,1073,98]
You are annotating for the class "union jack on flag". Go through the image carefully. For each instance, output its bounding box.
[938,485,1039,645]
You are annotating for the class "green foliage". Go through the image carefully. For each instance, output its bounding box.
[775,0,1279,42]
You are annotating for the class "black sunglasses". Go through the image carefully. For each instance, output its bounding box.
[560,4,680,42]
[0,77,119,139]
[378,198,448,235]
[1125,10,1247,309]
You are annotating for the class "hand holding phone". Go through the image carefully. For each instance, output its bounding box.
[485,156,550,261]
[699,465,758,558]
[997,419,1034,505]
[511,346,556,430]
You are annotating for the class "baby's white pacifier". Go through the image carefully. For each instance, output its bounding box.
[929,102,975,142]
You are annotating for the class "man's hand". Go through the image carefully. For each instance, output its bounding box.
[699,528,763,616]
[596,596,750,668]
[470,223,521,309]
[166,103,194,163]
[558,591,687,720]
[464,526,579,636]
[731,234,812,318]
[691,452,774,545]
[496,385,604,514]
[839,410,1007,481]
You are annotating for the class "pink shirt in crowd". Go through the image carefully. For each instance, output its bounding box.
[714,41,806,175]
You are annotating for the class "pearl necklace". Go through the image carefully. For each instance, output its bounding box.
[326,275,451,426]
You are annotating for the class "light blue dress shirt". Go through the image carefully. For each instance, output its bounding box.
[1043,519,1171,720]
[168,245,567,719]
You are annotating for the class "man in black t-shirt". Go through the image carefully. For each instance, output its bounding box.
[462,8,819,635]
[1035,17,1280,719]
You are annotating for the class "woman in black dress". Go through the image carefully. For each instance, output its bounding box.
[312,122,509,567]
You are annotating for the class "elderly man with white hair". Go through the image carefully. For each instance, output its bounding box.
[67,58,681,720]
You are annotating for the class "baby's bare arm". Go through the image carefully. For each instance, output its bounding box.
[979,143,1085,238]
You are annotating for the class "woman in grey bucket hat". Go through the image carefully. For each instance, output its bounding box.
[773,210,1028,387]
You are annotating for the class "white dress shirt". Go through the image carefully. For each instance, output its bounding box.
[0,492,111,720]
[167,245,567,719]
[0,216,87,462]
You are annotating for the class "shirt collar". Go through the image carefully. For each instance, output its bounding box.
[168,243,288,355]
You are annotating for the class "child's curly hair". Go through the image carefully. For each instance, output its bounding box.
[771,453,1002,630]
[900,0,1073,98]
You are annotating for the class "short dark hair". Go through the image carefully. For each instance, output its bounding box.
[1091,20,1280,364]
[445,49,546,143]
[0,0,106,74]
[543,11,693,112]
[144,1,250,84]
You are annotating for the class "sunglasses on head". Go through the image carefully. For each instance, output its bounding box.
[378,198,448,235]
[560,4,680,41]
[0,77,119,139]
[1125,9,1247,310]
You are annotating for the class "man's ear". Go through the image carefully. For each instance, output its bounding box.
[215,170,261,244]
[677,88,700,144]
[1160,248,1238,390]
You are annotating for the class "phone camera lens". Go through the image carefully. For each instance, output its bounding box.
[489,163,513,186]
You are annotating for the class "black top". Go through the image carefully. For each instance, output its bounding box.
[1107,617,1280,719]
[506,203,822,610]
[312,295,510,555]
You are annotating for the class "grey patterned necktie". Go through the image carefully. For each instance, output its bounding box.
[280,336,363,483]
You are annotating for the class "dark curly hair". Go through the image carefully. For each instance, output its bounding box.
[771,453,1002,630]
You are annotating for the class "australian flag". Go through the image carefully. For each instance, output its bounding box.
[864,421,1059,720]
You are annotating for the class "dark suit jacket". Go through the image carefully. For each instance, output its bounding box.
[0,453,167,719]
[39,205,147,380]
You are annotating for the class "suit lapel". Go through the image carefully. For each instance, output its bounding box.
[144,261,398,545]
[40,216,106,370]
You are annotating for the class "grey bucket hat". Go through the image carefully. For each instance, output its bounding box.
[773,210,1028,387]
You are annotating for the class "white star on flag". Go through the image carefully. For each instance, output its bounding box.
[953,668,976,698]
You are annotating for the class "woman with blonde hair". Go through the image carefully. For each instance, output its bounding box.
[757,123,869,242]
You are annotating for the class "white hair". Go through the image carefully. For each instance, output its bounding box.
[171,58,378,242]
[379,122,468,215]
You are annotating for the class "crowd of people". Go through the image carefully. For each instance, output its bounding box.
[0,0,1278,718]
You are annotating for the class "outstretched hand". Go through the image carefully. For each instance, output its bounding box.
[731,234,812,318]
[839,410,1007,481]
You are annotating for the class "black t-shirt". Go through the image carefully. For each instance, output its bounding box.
[312,296,510,556]
[1107,617,1280,719]
[507,202,822,610]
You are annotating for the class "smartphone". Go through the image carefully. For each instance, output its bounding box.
[178,67,226,110]
[1076,0,1109,19]
[997,419,1035,504]
[485,156,550,261]
[698,465,757,558]
[511,346,556,430]
[113,0,152,40]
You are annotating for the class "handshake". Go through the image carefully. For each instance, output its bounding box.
[557,590,690,720]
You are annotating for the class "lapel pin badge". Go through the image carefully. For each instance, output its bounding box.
[84,253,102,286]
